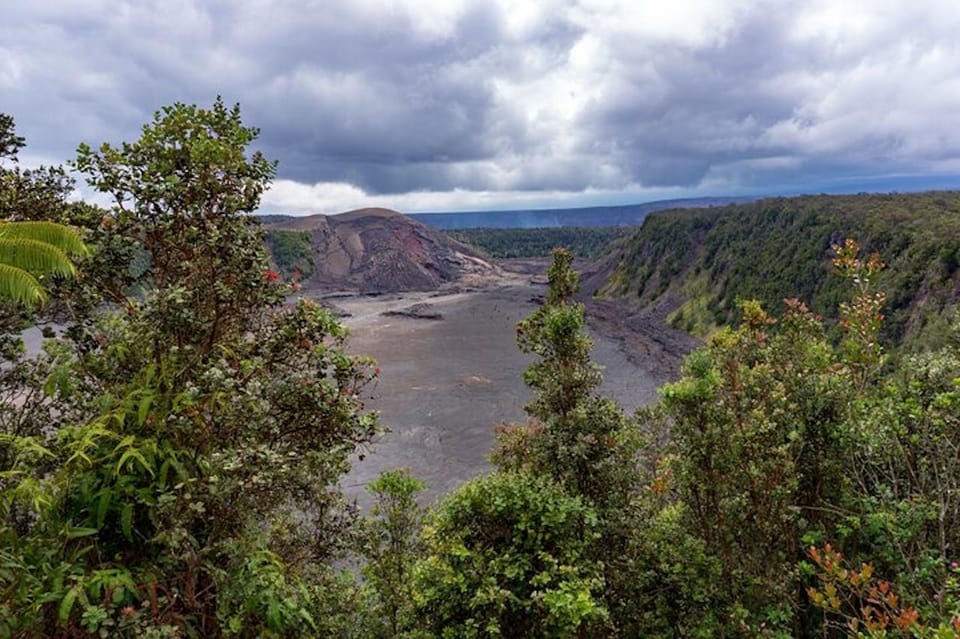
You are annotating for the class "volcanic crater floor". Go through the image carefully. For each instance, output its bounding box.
[335,279,667,505]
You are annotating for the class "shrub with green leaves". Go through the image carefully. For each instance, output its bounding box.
[654,298,854,634]
[412,472,607,639]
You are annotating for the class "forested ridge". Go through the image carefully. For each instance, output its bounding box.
[599,192,960,352]
[446,226,630,259]
[3,103,960,638]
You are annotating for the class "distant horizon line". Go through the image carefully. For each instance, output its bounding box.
[258,185,960,218]
[409,194,753,216]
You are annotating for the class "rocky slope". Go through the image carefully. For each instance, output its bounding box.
[266,208,500,293]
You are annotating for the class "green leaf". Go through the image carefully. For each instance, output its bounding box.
[120,503,134,542]
[114,434,135,451]
[0,221,86,306]
[117,448,154,477]
[0,238,76,277]
[163,451,187,482]
[58,587,79,623]
[159,459,170,487]
[266,599,282,630]
[0,263,44,305]
[299,609,317,631]
[94,490,111,528]
[0,221,88,256]
[137,393,153,426]
[65,526,100,539]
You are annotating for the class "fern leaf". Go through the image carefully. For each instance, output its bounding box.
[0,263,45,305]
[0,221,88,256]
[0,238,76,277]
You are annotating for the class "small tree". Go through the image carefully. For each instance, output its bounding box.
[833,238,886,387]
[516,247,599,422]
[359,470,426,638]
[505,248,640,509]
[73,97,278,353]
[495,248,645,635]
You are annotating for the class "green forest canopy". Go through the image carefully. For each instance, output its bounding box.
[446,226,630,259]
[601,192,960,352]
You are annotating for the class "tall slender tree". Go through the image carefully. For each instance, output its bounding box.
[509,247,638,508]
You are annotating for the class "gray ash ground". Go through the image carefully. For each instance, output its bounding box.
[336,279,668,506]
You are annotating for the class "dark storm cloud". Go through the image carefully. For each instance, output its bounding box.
[4,1,960,211]
[571,19,801,187]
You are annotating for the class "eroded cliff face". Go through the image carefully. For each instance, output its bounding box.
[267,208,500,293]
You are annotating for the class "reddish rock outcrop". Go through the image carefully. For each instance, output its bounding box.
[267,208,500,293]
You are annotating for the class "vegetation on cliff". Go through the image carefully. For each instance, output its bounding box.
[265,229,315,280]
[601,192,960,352]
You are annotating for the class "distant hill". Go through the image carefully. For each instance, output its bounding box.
[265,207,499,293]
[446,226,632,259]
[408,197,753,229]
[258,214,297,225]
[589,191,960,352]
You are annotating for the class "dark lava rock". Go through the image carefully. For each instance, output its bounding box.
[381,303,443,320]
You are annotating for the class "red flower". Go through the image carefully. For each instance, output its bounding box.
[264,269,280,282]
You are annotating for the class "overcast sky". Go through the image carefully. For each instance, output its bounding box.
[4,0,960,214]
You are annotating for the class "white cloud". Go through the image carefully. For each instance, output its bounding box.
[262,178,692,213]
[0,49,24,89]
[5,0,960,210]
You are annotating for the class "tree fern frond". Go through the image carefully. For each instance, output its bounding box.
[0,263,45,305]
[0,221,89,256]
[0,238,76,277]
